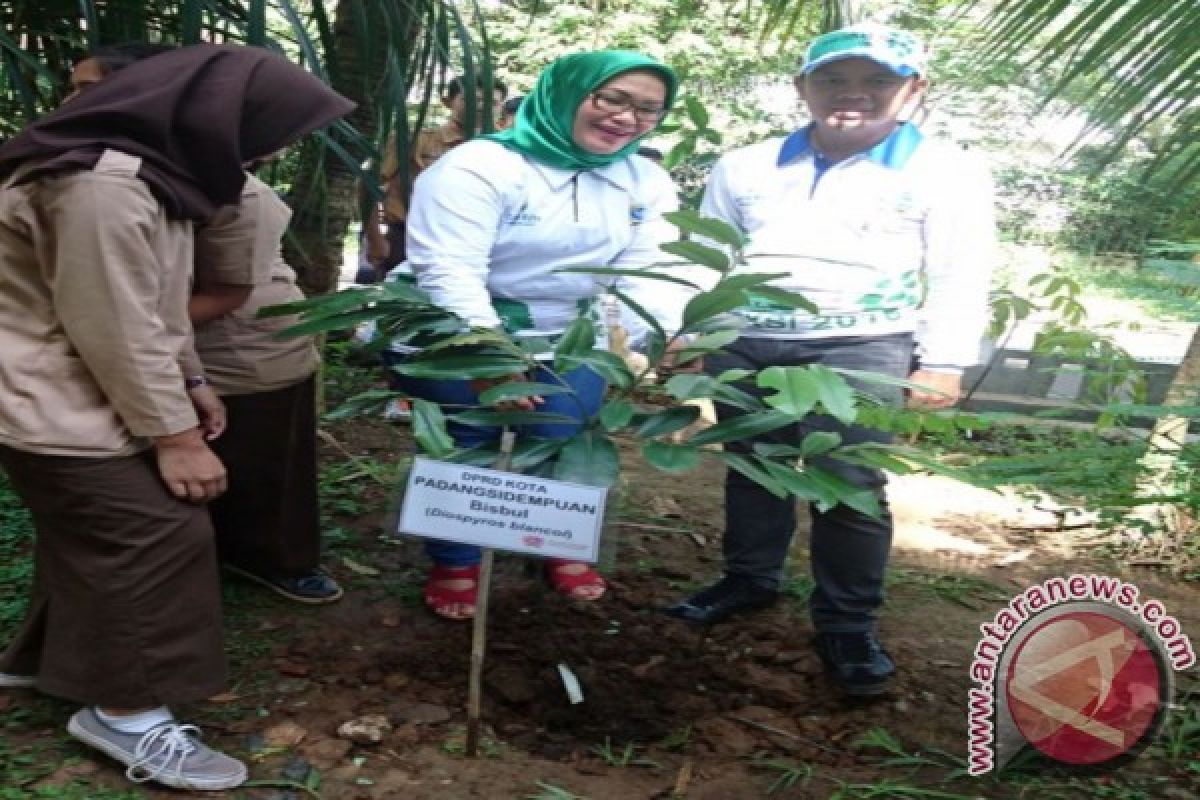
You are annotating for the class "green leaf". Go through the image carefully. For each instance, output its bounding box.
[660,240,731,272]
[758,366,857,425]
[634,406,702,438]
[411,399,454,459]
[323,389,395,421]
[801,431,842,457]
[688,410,794,447]
[747,286,819,314]
[756,367,819,417]
[553,316,596,361]
[477,382,572,405]
[559,351,635,390]
[682,288,749,329]
[717,368,755,383]
[555,266,702,290]
[450,410,580,428]
[717,452,788,499]
[419,330,515,354]
[663,210,746,248]
[684,95,710,129]
[664,374,761,412]
[641,441,701,473]
[610,287,666,345]
[599,399,635,431]
[553,430,619,487]
[393,356,527,380]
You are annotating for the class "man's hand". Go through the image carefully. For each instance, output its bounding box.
[188,384,227,440]
[906,369,962,410]
[470,375,542,411]
[154,428,227,503]
[658,337,704,378]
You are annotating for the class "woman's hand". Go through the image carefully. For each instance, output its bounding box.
[188,384,227,440]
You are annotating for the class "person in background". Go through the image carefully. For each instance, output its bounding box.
[0,44,353,790]
[666,24,996,697]
[391,50,688,621]
[497,94,524,130]
[65,44,345,605]
[362,76,508,282]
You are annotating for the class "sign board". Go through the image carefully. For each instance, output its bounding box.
[397,457,609,562]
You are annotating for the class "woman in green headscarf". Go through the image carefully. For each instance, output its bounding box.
[387,49,687,621]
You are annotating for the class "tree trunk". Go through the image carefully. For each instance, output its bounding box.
[285,0,389,296]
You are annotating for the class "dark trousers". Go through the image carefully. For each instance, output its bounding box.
[705,334,914,633]
[208,375,321,578]
[0,446,227,707]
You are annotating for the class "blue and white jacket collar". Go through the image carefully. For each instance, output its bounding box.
[776,122,924,170]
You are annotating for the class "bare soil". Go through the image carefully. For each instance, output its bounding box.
[1,416,1197,799]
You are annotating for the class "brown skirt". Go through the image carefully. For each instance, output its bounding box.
[207,374,321,578]
[0,446,226,707]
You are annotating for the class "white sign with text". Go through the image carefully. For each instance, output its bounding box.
[397,457,608,562]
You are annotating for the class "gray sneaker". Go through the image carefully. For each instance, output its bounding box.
[67,708,247,791]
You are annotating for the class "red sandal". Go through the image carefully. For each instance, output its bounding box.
[423,563,479,620]
[545,559,606,601]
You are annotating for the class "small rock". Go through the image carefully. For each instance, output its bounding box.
[486,666,535,705]
[337,714,392,745]
[264,721,309,748]
[383,672,411,691]
[892,698,911,714]
[299,737,353,769]
[280,755,312,783]
[392,702,452,726]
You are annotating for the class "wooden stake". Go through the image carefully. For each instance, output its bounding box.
[465,430,516,757]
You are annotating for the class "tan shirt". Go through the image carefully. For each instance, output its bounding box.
[379,122,464,222]
[0,150,199,456]
[193,174,317,395]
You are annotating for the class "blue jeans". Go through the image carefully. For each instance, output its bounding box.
[384,353,606,566]
[704,334,914,633]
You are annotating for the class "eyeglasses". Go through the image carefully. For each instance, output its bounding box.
[590,89,668,123]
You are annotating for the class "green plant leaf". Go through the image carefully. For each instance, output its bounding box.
[688,410,793,446]
[756,367,819,417]
[450,410,579,428]
[555,266,702,290]
[641,441,701,473]
[634,406,702,438]
[599,399,635,431]
[681,287,749,329]
[678,330,741,361]
[660,240,731,272]
[477,382,572,405]
[746,286,819,314]
[393,356,527,380]
[411,399,454,459]
[664,374,761,412]
[800,431,842,457]
[554,316,596,361]
[323,388,395,421]
[560,351,635,390]
[717,452,788,499]
[663,210,746,248]
[684,95,709,129]
[553,430,620,487]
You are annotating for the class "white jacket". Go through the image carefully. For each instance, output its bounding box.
[398,138,687,348]
[700,123,996,370]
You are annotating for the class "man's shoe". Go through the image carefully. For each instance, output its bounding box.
[664,574,778,624]
[225,565,344,605]
[813,631,896,697]
[67,708,247,791]
[0,672,36,689]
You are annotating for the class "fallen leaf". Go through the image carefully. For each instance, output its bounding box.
[343,556,381,577]
[207,691,240,704]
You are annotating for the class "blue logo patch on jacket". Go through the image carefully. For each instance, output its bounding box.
[630,203,647,224]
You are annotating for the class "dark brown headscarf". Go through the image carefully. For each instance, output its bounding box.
[0,44,354,220]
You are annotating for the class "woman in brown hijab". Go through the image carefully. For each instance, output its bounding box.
[0,44,352,792]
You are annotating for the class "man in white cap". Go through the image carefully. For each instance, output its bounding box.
[666,23,996,696]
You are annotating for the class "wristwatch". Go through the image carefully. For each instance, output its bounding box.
[184,375,210,390]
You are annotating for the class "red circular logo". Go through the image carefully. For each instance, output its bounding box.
[1005,610,1165,766]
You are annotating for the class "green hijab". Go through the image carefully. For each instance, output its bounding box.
[483,50,678,171]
